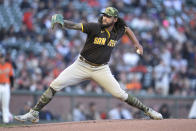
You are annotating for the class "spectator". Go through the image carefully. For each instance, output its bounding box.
[39,110,54,121]
[108,103,133,120]
[72,103,86,121]
[154,60,171,95]
[19,101,32,115]
[126,75,142,91]
[20,0,31,10]
[158,103,171,119]
[86,102,100,120]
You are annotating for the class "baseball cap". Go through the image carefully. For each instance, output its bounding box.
[101,7,119,17]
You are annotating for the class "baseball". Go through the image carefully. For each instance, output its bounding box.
[136,49,141,54]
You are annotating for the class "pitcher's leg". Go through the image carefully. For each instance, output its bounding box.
[50,61,90,91]
[32,87,56,111]
[92,66,148,112]
[92,66,163,119]
[33,61,90,111]
[92,68,128,101]
[15,60,91,123]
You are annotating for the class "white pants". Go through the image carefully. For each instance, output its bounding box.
[50,57,128,101]
[0,84,11,123]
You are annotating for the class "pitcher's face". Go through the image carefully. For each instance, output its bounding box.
[102,14,117,27]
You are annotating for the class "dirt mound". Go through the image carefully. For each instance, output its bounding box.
[1,119,196,131]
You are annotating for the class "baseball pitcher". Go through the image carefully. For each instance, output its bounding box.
[15,7,163,123]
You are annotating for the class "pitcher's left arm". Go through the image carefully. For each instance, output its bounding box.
[125,27,143,55]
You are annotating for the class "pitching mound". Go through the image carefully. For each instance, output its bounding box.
[1,119,196,131]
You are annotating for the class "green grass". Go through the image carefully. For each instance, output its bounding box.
[0,120,63,128]
[0,122,33,128]
[0,123,20,127]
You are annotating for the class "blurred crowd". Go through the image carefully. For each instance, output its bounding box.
[0,0,196,97]
[70,102,171,121]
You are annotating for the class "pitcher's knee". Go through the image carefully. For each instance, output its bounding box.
[49,79,63,91]
[113,92,128,101]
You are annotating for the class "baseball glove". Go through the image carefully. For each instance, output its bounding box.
[51,14,64,29]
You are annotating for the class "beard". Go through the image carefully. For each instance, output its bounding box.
[100,21,115,28]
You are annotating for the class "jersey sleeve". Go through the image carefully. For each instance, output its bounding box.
[116,26,127,40]
[81,22,100,35]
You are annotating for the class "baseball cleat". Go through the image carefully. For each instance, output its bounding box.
[14,109,39,123]
[145,108,163,120]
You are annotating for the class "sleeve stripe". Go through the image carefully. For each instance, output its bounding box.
[81,23,84,32]
[105,29,110,39]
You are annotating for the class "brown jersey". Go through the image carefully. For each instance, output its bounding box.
[80,23,126,64]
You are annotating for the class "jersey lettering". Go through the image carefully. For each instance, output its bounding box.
[93,37,117,47]
[107,40,117,47]
[81,22,126,64]
[93,37,106,45]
